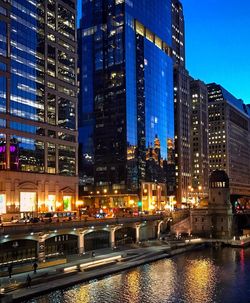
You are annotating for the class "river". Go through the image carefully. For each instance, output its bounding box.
[26,247,250,303]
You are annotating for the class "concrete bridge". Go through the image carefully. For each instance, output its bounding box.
[0,215,167,265]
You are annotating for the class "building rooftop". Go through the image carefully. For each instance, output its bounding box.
[207,83,250,117]
[209,170,229,188]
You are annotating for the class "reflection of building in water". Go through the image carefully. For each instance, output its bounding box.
[165,138,176,196]
[146,136,163,167]
[167,138,175,165]
[127,145,137,161]
[146,135,165,184]
[0,0,78,219]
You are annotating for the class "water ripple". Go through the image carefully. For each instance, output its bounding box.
[26,248,250,303]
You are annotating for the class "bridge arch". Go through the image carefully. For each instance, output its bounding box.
[115,226,136,246]
[0,239,37,264]
[45,234,78,256]
[84,230,110,252]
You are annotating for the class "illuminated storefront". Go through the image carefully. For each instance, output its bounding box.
[0,194,6,214]
[47,195,56,212]
[20,192,37,213]
[63,196,72,211]
[0,0,79,220]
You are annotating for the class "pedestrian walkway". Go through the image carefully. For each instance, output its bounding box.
[0,243,173,292]
[2,240,208,303]
[0,248,120,288]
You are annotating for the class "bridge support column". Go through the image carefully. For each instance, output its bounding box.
[136,224,141,244]
[157,220,164,240]
[78,232,85,254]
[110,227,116,249]
[37,234,46,262]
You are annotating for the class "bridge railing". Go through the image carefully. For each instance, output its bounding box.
[0,215,164,236]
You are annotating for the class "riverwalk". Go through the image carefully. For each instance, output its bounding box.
[2,235,250,303]
[1,241,201,302]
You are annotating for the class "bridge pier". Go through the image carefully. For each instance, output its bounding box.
[109,227,116,249]
[135,224,141,244]
[157,220,164,239]
[37,234,46,262]
[78,231,85,254]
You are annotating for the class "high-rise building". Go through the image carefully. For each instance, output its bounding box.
[0,0,78,219]
[207,83,250,197]
[78,0,174,209]
[172,0,185,66]
[172,0,191,205]
[190,79,209,197]
[173,66,190,204]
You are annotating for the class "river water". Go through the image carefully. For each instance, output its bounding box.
[26,247,250,303]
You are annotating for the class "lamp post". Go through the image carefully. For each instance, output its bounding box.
[187,185,191,207]
[190,187,194,208]
[197,185,202,204]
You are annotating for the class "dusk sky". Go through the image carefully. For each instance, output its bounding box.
[77,0,250,103]
[182,0,250,104]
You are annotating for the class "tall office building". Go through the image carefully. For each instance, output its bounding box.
[172,0,191,205]
[172,0,185,66]
[207,83,250,197]
[78,0,174,210]
[0,0,78,219]
[190,79,209,197]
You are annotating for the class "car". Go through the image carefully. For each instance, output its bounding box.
[30,217,40,223]
[95,213,107,219]
[139,211,149,216]
[156,210,165,215]
[178,232,190,239]
[18,218,30,224]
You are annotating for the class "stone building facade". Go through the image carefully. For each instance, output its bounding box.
[191,170,233,239]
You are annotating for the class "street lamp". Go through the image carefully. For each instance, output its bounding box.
[197,186,202,204]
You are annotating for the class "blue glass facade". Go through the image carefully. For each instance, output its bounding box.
[125,0,172,45]
[0,0,79,216]
[79,0,174,195]
[0,0,78,176]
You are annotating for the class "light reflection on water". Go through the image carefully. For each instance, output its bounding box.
[26,247,250,303]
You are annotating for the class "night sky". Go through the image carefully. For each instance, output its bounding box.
[77,0,250,103]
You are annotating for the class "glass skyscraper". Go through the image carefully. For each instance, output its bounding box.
[0,0,78,218]
[78,0,174,209]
